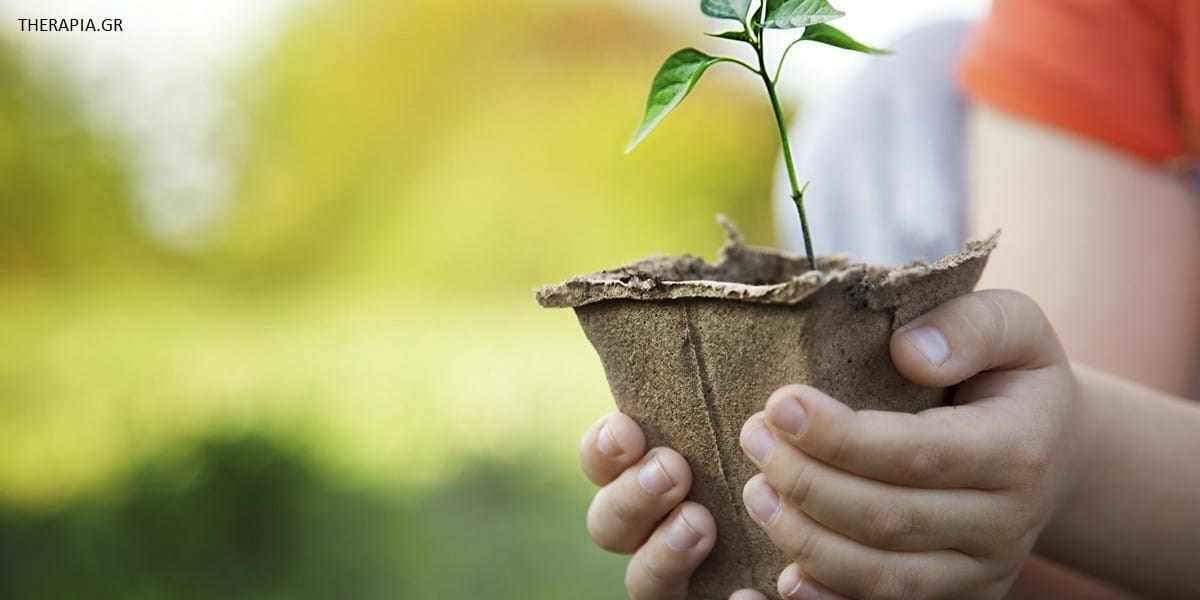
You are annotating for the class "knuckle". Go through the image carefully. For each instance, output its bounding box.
[975,502,1035,551]
[595,534,637,555]
[977,289,1061,367]
[865,501,915,547]
[587,515,627,553]
[607,486,642,526]
[903,441,949,484]
[1013,441,1052,479]
[624,566,646,599]
[1010,507,1044,546]
[825,425,854,469]
[991,289,1039,316]
[785,459,816,505]
[863,558,919,600]
[966,292,1010,354]
[790,525,822,565]
[625,553,674,599]
[588,492,639,553]
[585,517,622,553]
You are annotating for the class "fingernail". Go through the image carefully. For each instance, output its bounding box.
[779,565,821,600]
[744,478,781,525]
[596,424,622,457]
[741,423,774,465]
[903,325,950,367]
[772,395,808,437]
[664,512,702,551]
[638,457,674,496]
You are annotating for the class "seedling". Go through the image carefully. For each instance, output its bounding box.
[626,0,886,270]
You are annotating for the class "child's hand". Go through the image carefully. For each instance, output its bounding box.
[580,413,767,600]
[739,290,1082,599]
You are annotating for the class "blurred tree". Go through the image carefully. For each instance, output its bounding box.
[0,433,625,599]
[0,42,148,278]
[222,0,779,291]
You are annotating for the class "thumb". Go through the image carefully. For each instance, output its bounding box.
[889,289,1066,388]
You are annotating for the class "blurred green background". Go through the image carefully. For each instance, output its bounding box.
[0,0,780,597]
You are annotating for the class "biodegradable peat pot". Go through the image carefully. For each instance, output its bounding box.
[537,220,998,598]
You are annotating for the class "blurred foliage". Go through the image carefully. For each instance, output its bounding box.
[0,283,612,506]
[221,0,779,290]
[0,0,792,597]
[0,433,624,599]
[0,40,147,277]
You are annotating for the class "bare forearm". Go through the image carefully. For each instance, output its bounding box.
[1037,365,1200,597]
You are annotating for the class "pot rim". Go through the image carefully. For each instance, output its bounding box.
[535,217,1000,309]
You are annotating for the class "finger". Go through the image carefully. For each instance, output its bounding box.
[581,412,647,486]
[741,413,1015,553]
[728,590,769,600]
[742,475,984,599]
[763,384,1030,489]
[776,564,849,600]
[588,447,693,553]
[625,502,716,600]
[891,289,1065,388]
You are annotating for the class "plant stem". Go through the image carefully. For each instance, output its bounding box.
[753,38,816,271]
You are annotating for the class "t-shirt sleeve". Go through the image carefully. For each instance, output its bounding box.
[958,0,1195,166]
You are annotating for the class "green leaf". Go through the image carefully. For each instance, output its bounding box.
[626,49,727,154]
[701,0,753,21]
[800,23,889,54]
[705,29,753,44]
[763,0,844,29]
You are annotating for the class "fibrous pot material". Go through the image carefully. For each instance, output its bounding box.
[536,219,998,598]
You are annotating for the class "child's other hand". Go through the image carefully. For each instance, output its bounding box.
[580,413,767,600]
[739,290,1081,599]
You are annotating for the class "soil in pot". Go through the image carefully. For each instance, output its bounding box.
[536,218,998,598]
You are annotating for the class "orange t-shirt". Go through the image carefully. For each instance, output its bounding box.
[959,0,1200,170]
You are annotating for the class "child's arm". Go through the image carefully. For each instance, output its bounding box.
[966,103,1200,398]
[1036,365,1200,597]
[965,101,1200,598]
